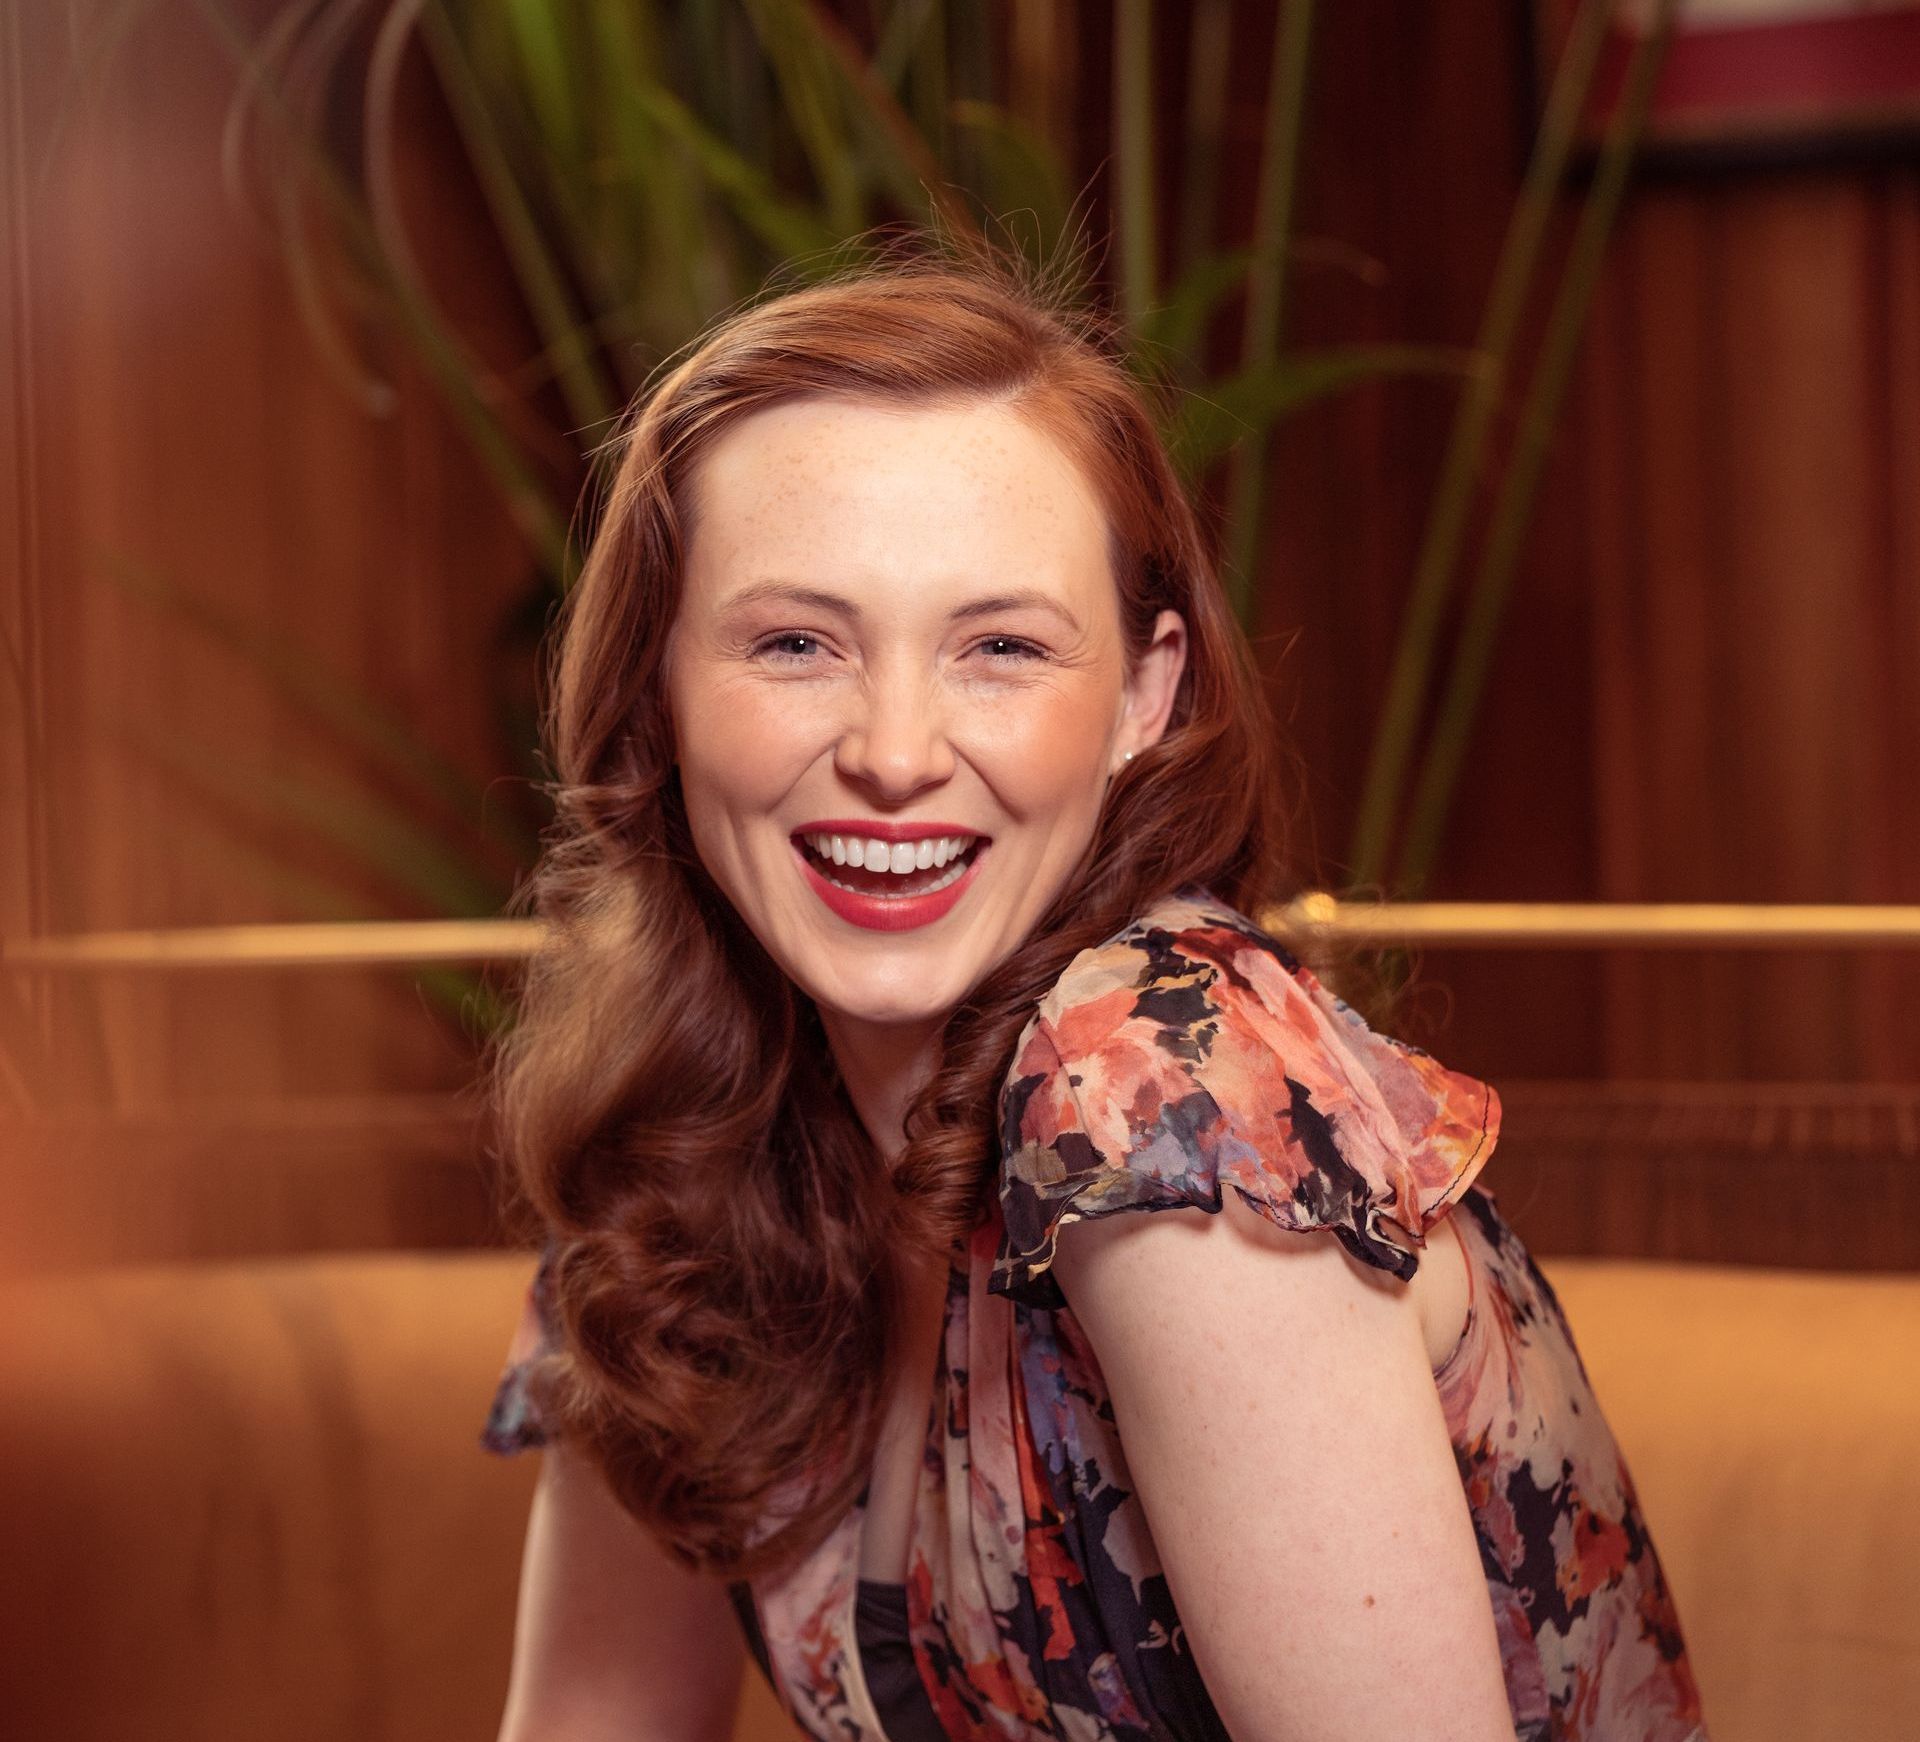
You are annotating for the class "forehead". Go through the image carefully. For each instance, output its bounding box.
[681,395,1112,605]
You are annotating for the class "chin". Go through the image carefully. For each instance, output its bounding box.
[812,971,965,1030]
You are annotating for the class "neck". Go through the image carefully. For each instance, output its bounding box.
[817,1005,947,1169]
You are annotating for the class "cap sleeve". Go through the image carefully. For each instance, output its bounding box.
[479,1236,562,1455]
[990,892,1500,1309]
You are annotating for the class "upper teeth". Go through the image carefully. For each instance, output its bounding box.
[802,832,979,873]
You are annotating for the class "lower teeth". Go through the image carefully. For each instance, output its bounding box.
[812,851,972,897]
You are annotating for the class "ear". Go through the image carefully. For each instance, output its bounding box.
[1114,610,1188,765]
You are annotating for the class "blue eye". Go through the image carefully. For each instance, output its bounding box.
[976,635,1046,662]
[753,632,822,662]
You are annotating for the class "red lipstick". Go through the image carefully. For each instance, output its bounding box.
[793,819,984,841]
[789,823,989,933]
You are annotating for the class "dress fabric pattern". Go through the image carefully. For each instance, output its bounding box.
[482,887,1708,1742]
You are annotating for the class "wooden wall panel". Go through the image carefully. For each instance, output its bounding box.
[1582,170,1920,1083]
[5,6,538,1109]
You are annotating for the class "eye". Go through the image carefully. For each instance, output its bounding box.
[973,634,1048,663]
[751,631,826,663]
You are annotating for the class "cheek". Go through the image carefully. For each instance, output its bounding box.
[671,672,831,822]
[963,681,1116,815]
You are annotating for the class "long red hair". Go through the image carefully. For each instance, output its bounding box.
[490,235,1301,1577]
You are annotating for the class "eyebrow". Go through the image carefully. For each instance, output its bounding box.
[720,580,1080,632]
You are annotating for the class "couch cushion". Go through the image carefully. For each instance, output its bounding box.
[0,1254,541,1742]
[1544,1258,1920,1742]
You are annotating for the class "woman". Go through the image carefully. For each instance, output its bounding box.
[480,242,1708,1742]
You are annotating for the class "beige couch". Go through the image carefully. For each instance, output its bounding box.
[2,1252,1914,1742]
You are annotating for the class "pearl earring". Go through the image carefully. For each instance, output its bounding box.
[1121,750,1135,763]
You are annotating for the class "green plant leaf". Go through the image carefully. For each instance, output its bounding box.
[496,0,582,170]
[634,86,841,261]
[948,99,1069,248]
[189,0,577,585]
[1136,246,1254,364]
[874,0,941,93]
[740,0,865,233]
[1392,0,1682,897]
[415,0,619,440]
[95,551,540,872]
[1174,0,1234,301]
[1347,0,1618,889]
[1112,0,1156,335]
[1172,344,1488,474]
[1220,0,1317,625]
[121,725,511,920]
[749,0,978,241]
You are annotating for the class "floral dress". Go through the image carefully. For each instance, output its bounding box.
[483,887,1709,1742]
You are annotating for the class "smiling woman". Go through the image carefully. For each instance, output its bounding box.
[664,392,1185,1012]
[478,236,1708,1742]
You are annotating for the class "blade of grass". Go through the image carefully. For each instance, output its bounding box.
[777,0,980,244]
[948,0,997,201]
[1394,0,1680,897]
[189,0,575,585]
[496,0,582,170]
[124,726,511,919]
[586,0,708,347]
[947,98,1069,246]
[904,0,950,169]
[874,0,941,91]
[1139,246,1253,370]
[1219,0,1316,627]
[95,551,541,869]
[634,85,841,261]
[215,0,396,416]
[740,0,865,234]
[1112,0,1155,338]
[1347,0,1617,887]
[1173,0,1233,369]
[1171,344,1489,477]
[412,0,620,441]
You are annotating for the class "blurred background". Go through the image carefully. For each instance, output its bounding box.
[4,2,1919,1739]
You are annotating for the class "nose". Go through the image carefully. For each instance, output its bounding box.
[832,664,956,802]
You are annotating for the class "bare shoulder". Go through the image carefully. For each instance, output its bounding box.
[1048,1193,1514,1742]
[1050,1185,1423,1398]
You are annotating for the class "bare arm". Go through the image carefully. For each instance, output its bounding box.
[498,1439,745,1742]
[1051,1189,1514,1742]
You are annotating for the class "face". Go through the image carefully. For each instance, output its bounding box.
[664,394,1186,1036]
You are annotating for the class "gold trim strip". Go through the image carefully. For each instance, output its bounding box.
[1272,897,1920,949]
[7,899,1920,971]
[1,920,550,970]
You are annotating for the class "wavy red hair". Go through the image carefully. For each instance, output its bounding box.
[489,234,1301,1577]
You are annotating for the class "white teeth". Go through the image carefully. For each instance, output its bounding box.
[812,853,973,898]
[796,830,984,888]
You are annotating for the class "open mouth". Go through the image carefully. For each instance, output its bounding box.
[792,830,988,899]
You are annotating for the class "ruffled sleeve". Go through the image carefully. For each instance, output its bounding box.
[479,1236,562,1455]
[990,890,1500,1309]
